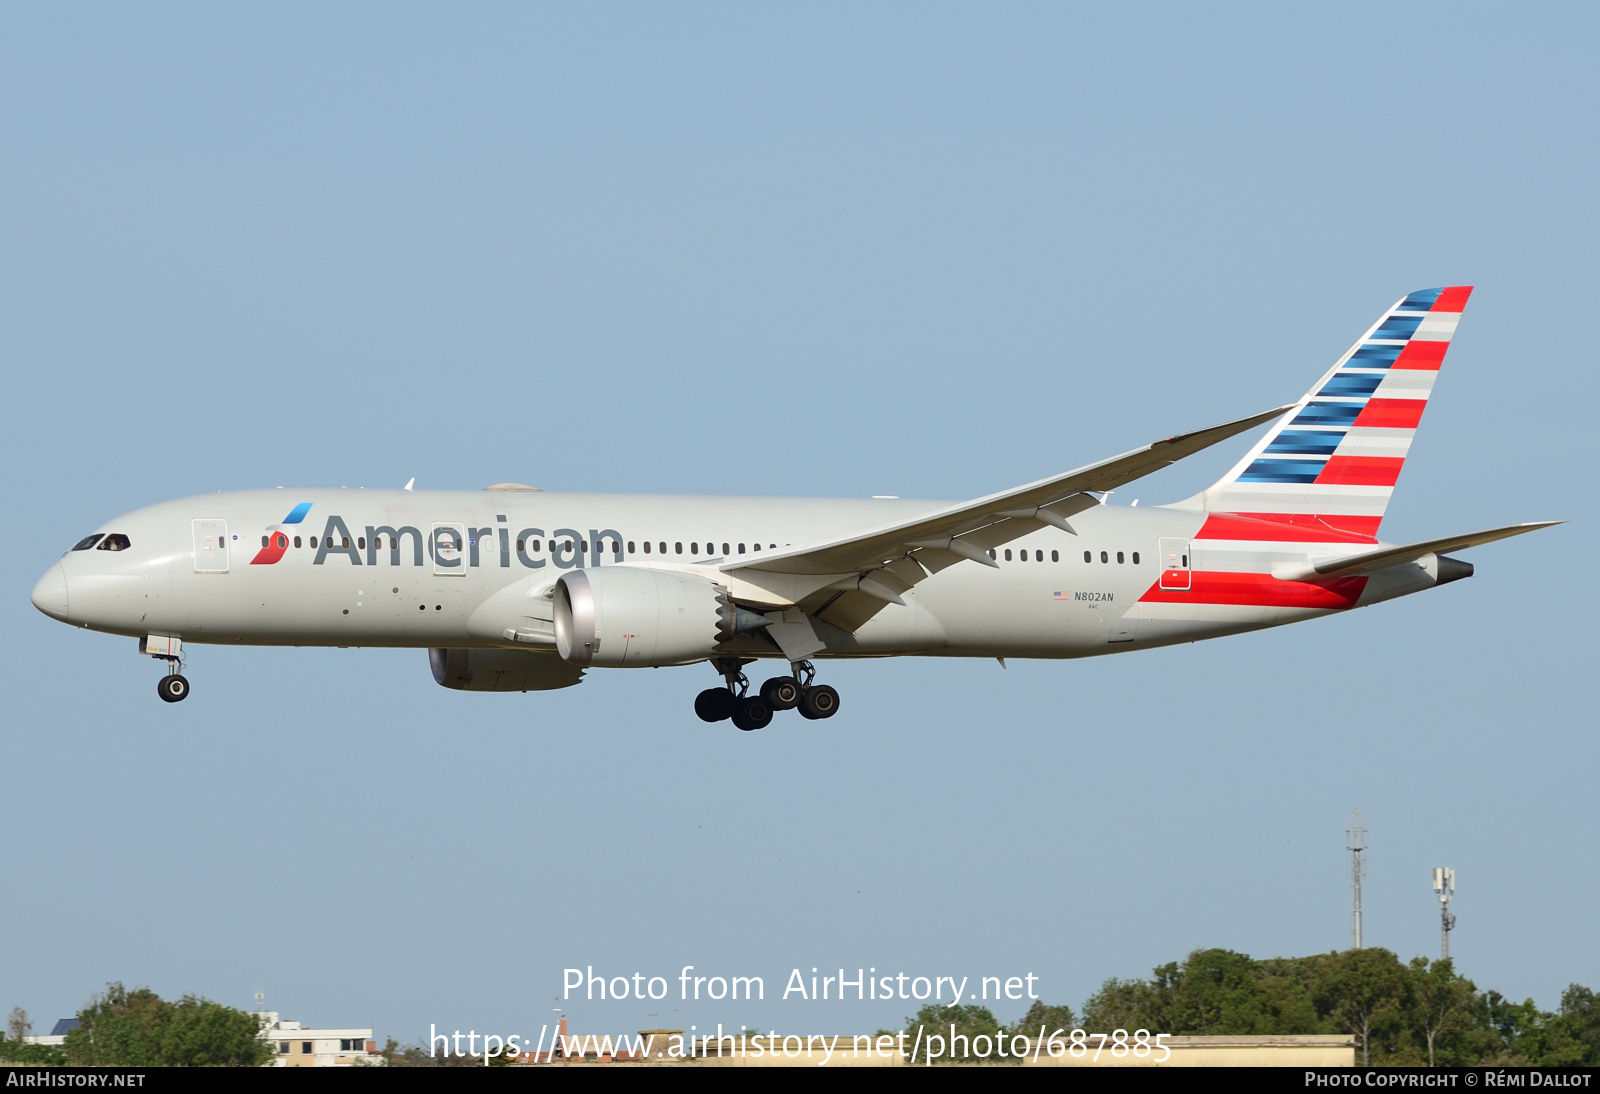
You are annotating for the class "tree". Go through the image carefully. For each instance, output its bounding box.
[1315,948,1409,1066]
[1407,958,1476,1066]
[1081,977,1158,1033]
[905,1004,1017,1064]
[62,983,275,1067]
[1013,999,1078,1038]
[1542,985,1600,1066]
[6,1007,30,1042]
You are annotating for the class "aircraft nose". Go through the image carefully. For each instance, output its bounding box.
[31,562,69,621]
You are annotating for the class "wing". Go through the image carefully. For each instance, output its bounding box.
[722,404,1291,632]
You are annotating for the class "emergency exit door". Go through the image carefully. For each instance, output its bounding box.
[1158,537,1191,591]
[193,519,229,573]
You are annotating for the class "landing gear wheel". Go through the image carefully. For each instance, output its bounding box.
[797,684,839,720]
[730,695,773,732]
[760,676,801,711]
[157,674,190,704]
[694,687,736,723]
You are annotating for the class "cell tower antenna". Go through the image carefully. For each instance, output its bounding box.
[1432,867,1457,960]
[1346,809,1367,949]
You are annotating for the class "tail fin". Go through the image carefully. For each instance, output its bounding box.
[1191,286,1473,540]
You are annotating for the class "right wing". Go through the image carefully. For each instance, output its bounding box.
[722,404,1291,630]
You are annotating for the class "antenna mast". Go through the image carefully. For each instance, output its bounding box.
[1432,867,1456,960]
[1346,809,1367,949]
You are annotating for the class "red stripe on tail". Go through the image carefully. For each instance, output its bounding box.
[1315,456,1405,487]
[1353,398,1426,429]
[1393,340,1448,370]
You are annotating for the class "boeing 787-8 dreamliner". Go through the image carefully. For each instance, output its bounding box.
[31,287,1557,729]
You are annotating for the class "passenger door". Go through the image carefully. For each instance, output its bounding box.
[193,519,229,573]
[432,522,466,576]
[1158,537,1191,591]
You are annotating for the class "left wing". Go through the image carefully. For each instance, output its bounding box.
[722,405,1290,631]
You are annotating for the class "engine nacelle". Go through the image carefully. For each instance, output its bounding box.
[554,567,765,668]
[429,648,585,692]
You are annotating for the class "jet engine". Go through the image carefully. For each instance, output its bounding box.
[553,567,770,668]
[429,648,586,692]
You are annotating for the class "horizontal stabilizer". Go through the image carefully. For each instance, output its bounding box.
[1272,521,1562,581]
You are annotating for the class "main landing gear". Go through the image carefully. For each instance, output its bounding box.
[695,659,839,731]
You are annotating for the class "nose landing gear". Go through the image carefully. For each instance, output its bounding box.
[143,635,190,703]
[695,659,837,730]
[157,672,191,703]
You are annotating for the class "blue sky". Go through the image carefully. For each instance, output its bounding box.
[3,3,1594,1042]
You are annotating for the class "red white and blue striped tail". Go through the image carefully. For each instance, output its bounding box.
[1194,286,1472,543]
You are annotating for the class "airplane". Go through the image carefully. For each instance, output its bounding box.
[30,286,1558,730]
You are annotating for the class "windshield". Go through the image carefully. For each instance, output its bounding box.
[71,534,104,551]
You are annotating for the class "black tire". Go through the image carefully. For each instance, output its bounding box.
[797,683,839,720]
[730,695,773,732]
[760,676,801,711]
[694,688,735,723]
[157,674,190,703]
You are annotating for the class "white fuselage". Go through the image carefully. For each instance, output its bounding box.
[32,487,1446,665]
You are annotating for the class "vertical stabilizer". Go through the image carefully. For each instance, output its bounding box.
[1188,286,1472,540]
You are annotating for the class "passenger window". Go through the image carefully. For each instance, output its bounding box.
[658,542,666,554]
[342,537,351,550]
[1117,551,1124,564]
[1051,550,1059,562]
[1004,549,1012,561]
[276,534,288,549]
[1100,551,1108,563]
[723,542,730,556]
[357,537,365,550]
[643,541,652,554]
[753,543,761,551]
[1133,552,1140,564]
[738,543,746,554]
[691,542,699,554]
[1036,550,1043,562]
[1083,551,1091,563]
[294,536,303,548]
[675,542,683,555]
[988,549,997,559]
[261,535,269,548]
[628,541,636,553]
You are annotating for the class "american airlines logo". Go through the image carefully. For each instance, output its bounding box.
[249,502,314,565]
[253,507,623,570]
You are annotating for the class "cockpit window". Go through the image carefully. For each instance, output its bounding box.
[71,534,105,551]
[97,533,132,552]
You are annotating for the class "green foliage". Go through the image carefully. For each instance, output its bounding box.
[1013,999,1077,1038]
[1070,948,1600,1067]
[62,983,276,1068]
[0,1036,66,1065]
[906,1004,1020,1064]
